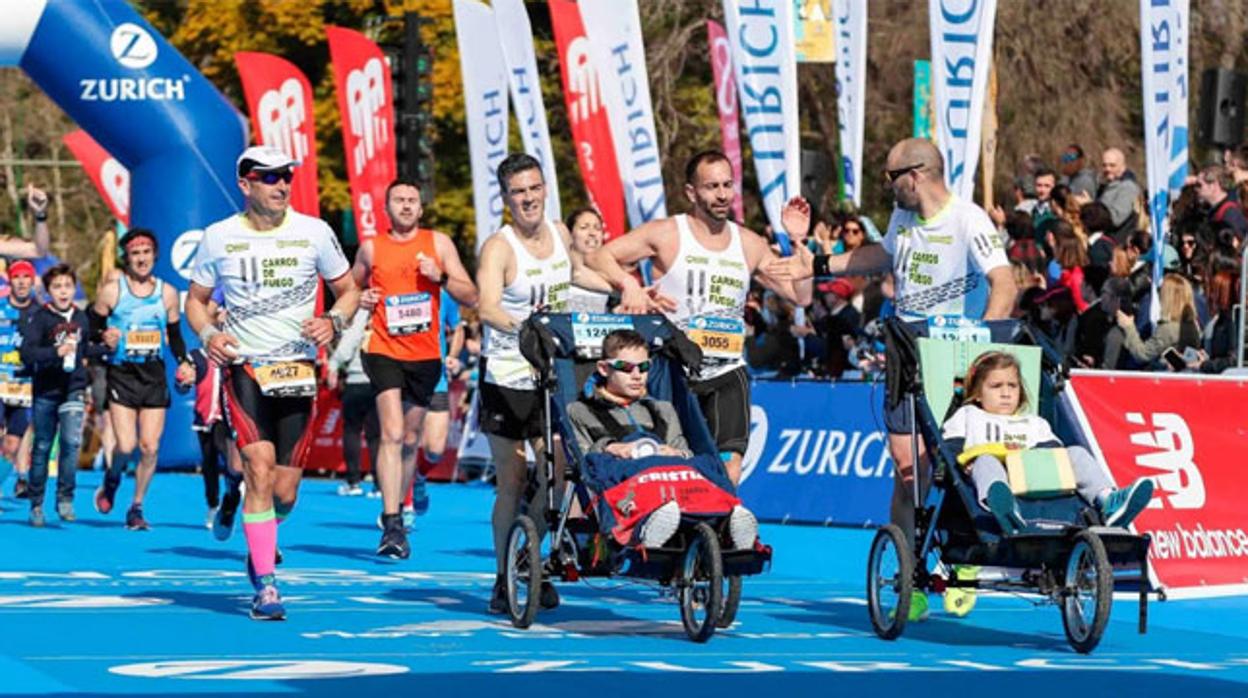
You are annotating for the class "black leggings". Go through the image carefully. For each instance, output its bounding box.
[198,421,230,508]
[341,382,380,485]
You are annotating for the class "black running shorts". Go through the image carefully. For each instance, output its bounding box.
[478,364,544,441]
[107,361,171,409]
[690,365,751,455]
[361,353,441,408]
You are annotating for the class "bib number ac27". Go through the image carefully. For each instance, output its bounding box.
[252,360,317,398]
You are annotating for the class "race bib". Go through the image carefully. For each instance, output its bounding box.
[384,293,433,336]
[687,316,745,359]
[125,328,162,357]
[0,375,31,407]
[252,360,317,398]
[927,315,991,343]
[572,313,633,358]
[0,349,20,367]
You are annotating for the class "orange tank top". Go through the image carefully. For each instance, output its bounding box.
[365,229,442,361]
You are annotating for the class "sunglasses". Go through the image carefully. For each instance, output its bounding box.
[844,226,863,235]
[884,163,923,183]
[1181,239,1197,247]
[1060,152,1079,163]
[245,169,294,185]
[605,359,651,373]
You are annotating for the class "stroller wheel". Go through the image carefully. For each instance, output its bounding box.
[505,514,543,629]
[716,576,742,628]
[1061,530,1113,654]
[866,524,913,640]
[678,522,723,643]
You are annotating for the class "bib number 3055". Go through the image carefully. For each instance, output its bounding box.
[687,316,745,359]
[253,361,317,398]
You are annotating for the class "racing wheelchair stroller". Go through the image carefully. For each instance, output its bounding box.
[502,312,772,642]
[866,318,1154,653]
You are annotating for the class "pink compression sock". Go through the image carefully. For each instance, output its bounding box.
[242,509,278,579]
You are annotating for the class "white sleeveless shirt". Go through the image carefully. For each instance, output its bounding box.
[654,215,750,379]
[482,222,572,389]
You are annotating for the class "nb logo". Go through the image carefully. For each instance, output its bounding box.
[257,79,310,164]
[1127,412,1205,510]
[100,158,130,219]
[565,38,601,124]
[345,58,390,177]
[110,23,158,70]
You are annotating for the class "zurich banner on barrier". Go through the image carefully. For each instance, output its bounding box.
[738,380,893,526]
[1065,371,1248,598]
[453,0,509,251]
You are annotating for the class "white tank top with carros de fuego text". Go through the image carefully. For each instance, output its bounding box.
[654,215,750,380]
[482,223,571,389]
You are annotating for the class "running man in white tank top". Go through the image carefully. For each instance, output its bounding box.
[476,153,607,616]
[587,150,815,485]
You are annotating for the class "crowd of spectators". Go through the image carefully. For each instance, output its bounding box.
[746,143,1248,380]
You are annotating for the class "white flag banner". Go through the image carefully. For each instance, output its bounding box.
[928,0,996,200]
[493,0,561,220]
[453,0,509,251]
[721,0,801,253]
[1167,0,1190,200]
[832,0,867,206]
[1141,0,1184,320]
[580,0,668,228]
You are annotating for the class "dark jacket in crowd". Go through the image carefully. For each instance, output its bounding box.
[20,304,109,399]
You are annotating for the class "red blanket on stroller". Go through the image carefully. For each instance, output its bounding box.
[598,462,740,545]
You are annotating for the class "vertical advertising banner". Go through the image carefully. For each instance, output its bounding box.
[831,0,867,206]
[1140,0,1177,311]
[550,0,627,240]
[492,0,561,220]
[1167,0,1190,200]
[706,20,746,223]
[62,130,130,226]
[235,52,320,217]
[913,59,934,140]
[794,0,836,63]
[929,0,997,200]
[722,0,801,253]
[453,0,509,251]
[580,0,668,229]
[327,26,396,240]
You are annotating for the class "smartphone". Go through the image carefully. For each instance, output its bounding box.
[1162,347,1186,371]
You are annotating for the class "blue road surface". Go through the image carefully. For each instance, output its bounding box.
[1,472,1246,697]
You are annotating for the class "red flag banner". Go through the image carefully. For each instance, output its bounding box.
[549,0,626,241]
[327,26,396,239]
[707,20,745,223]
[235,51,321,217]
[62,130,130,226]
[1067,371,1248,597]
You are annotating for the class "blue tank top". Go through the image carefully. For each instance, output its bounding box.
[108,277,168,364]
[0,296,31,376]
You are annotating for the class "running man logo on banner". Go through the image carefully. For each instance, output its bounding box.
[832,0,867,206]
[453,0,509,251]
[327,26,396,239]
[550,0,627,240]
[707,20,745,223]
[492,0,561,221]
[62,130,130,226]
[235,52,320,217]
[721,0,801,255]
[579,0,668,228]
[928,0,997,200]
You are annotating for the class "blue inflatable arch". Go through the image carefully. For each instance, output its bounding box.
[1,0,247,467]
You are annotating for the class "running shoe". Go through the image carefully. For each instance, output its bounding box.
[125,504,150,531]
[1101,479,1155,528]
[13,478,28,499]
[204,506,218,529]
[889,591,930,623]
[249,583,286,621]
[637,501,681,548]
[539,580,560,610]
[487,577,507,615]
[56,499,75,522]
[986,481,1026,534]
[337,482,364,496]
[411,475,430,516]
[728,505,759,550]
[213,490,240,541]
[943,565,979,617]
[401,503,416,531]
[29,505,44,528]
[377,514,410,559]
[93,478,119,515]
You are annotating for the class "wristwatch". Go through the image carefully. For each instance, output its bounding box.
[323,310,346,339]
[438,271,449,286]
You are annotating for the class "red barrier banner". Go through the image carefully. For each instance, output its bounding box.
[62,130,129,226]
[235,51,320,217]
[1067,371,1248,597]
[549,0,627,241]
[707,20,745,224]
[327,26,395,239]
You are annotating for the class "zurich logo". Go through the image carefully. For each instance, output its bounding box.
[110,23,158,69]
[738,404,767,485]
[171,229,204,281]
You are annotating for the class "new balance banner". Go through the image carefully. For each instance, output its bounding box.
[327,26,395,240]
[929,0,996,200]
[722,0,801,254]
[62,130,129,226]
[832,0,867,205]
[707,20,745,223]
[738,380,893,526]
[1066,371,1248,597]
[235,51,320,217]
[493,0,561,220]
[579,0,668,229]
[453,0,509,251]
[549,0,627,240]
